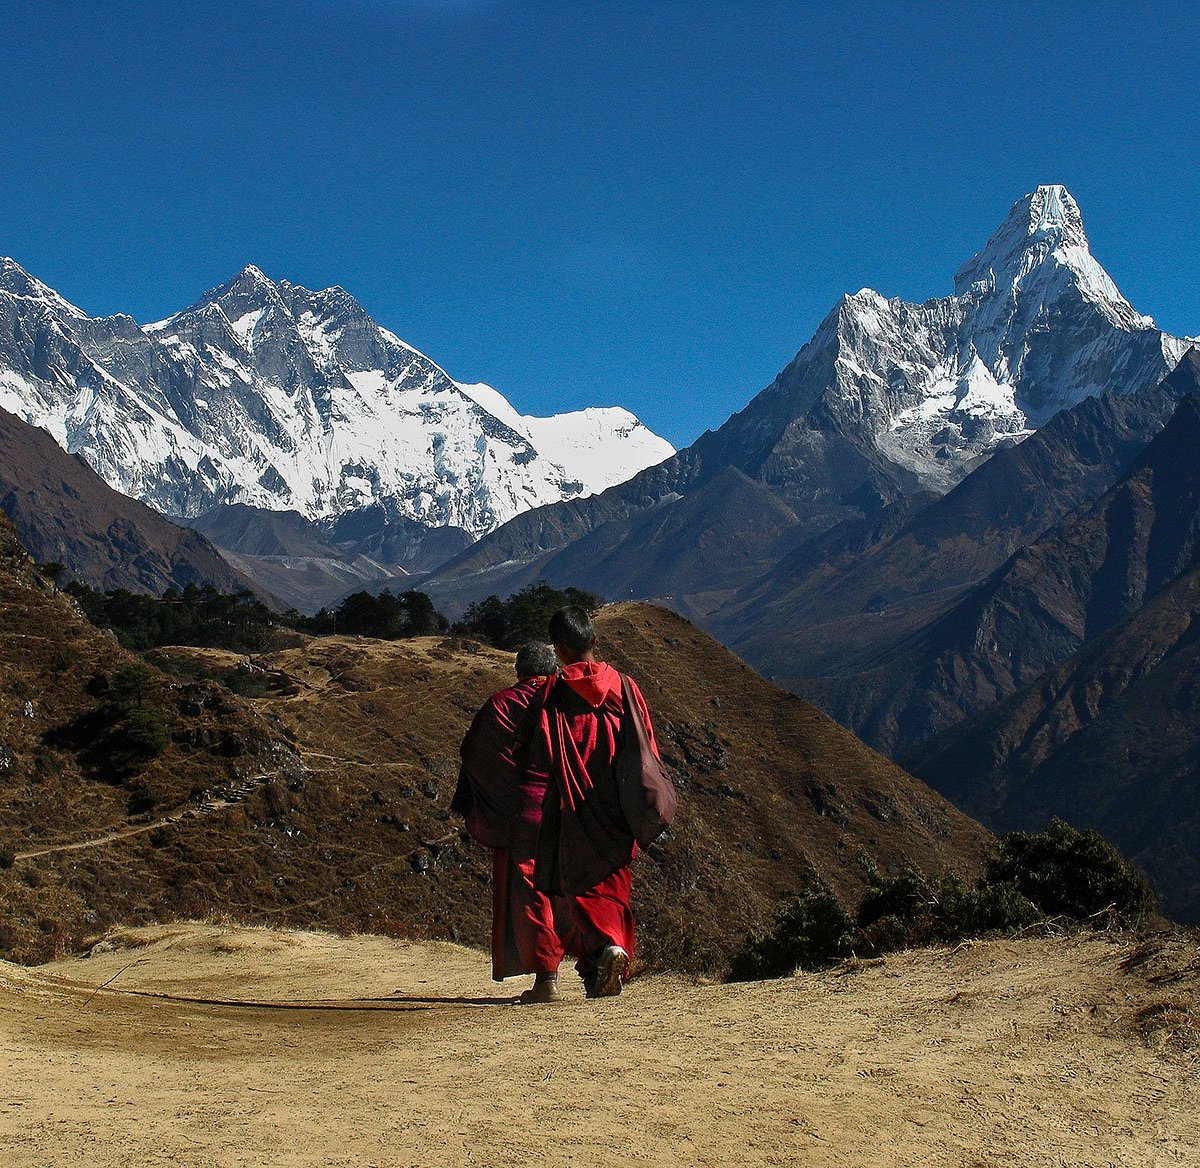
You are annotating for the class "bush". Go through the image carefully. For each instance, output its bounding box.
[105,706,171,776]
[971,879,1044,933]
[727,884,857,981]
[454,582,603,650]
[856,867,974,954]
[854,866,1042,955]
[107,662,160,709]
[984,818,1155,928]
[726,820,1155,982]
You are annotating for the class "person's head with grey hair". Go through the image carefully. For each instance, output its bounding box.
[515,641,558,680]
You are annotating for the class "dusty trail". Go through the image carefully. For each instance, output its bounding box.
[12,769,286,862]
[2,923,1197,1167]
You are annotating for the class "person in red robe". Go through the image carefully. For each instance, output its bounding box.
[452,641,565,1004]
[531,605,659,998]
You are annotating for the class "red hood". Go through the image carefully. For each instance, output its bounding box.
[558,661,620,707]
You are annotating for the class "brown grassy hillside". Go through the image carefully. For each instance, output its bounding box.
[2,517,990,970]
[0,516,301,962]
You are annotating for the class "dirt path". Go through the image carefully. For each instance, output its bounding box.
[12,770,286,862]
[1,924,1197,1167]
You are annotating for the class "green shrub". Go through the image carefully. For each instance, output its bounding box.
[970,878,1043,932]
[107,662,160,709]
[856,867,972,953]
[726,820,1154,982]
[984,818,1154,928]
[106,706,170,775]
[854,866,1041,954]
[727,884,857,981]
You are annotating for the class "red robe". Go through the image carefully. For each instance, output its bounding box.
[531,661,658,975]
[453,676,564,980]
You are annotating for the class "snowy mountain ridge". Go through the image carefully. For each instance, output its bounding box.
[0,261,674,537]
[803,185,1192,491]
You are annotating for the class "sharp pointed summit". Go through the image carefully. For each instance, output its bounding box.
[0,256,87,317]
[426,186,1195,616]
[954,185,1147,328]
[185,263,287,321]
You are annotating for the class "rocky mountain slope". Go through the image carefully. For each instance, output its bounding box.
[907,560,1200,924]
[804,385,1200,759]
[0,258,673,539]
[425,186,1189,614]
[185,502,472,613]
[718,349,1200,687]
[0,407,263,595]
[0,514,990,967]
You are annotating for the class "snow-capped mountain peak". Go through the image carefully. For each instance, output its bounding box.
[0,261,674,540]
[199,263,278,304]
[775,186,1191,492]
[953,184,1149,328]
[0,256,88,319]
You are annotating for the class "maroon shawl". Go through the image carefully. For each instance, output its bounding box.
[453,675,550,852]
[532,662,658,894]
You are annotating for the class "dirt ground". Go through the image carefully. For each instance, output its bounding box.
[2,924,1197,1168]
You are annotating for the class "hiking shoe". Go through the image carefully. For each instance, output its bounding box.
[518,977,562,1005]
[592,945,629,998]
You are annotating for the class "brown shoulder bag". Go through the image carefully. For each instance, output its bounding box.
[616,673,678,847]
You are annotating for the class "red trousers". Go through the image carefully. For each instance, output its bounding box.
[554,864,635,975]
[491,851,564,981]
[492,853,635,981]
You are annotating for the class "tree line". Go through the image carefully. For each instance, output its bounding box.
[62,577,600,653]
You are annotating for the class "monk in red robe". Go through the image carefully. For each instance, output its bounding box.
[453,641,565,1004]
[532,605,659,998]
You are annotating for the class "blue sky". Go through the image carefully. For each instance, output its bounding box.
[2,1,1198,447]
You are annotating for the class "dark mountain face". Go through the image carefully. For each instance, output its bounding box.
[432,465,804,621]
[718,349,1200,682]
[0,408,264,597]
[186,503,473,613]
[802,379,1200,758]
[906,562,1200,924]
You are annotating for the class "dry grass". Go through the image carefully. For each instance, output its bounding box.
[3,525,991,973]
